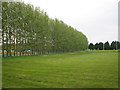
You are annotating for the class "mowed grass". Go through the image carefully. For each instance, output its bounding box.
[2,50,118,88]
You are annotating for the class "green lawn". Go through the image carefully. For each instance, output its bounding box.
[2,50,118,88]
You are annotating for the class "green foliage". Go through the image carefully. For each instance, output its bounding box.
[2,2,88,57]
[117,41,120,49]
[104,41,110,50]
[94,43,99,50]
[89,41,120,50]
[3,50,118,88]
[98,42,103,50]
[110,41,119,50]
[88,43,94,50]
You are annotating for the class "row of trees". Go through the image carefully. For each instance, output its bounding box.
[89,41,120,50]
[2,2,88,57]
[0,2,2,50]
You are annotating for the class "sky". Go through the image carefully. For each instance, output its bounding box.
[22,0,119,44]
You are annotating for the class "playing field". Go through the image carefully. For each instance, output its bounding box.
[2,50,118,88]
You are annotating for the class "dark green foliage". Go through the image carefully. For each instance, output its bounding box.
[89,41,120,50]
[110,41,118,50]
[117,41,120,49]
[98,42,103,50]
[95,43,99,50]
[2,2,88,57]
[104,41,110,50]
[88,43,94,50]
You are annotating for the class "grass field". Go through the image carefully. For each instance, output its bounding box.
[2,50,118,88]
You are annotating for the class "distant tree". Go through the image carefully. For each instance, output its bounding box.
[104,41,110,50]
[90,41,120,50]
[111,41,116,50]
[117,41,120,49]
[111,41,119,50]
[98,42,103,50]
[89,43,94,50]
[95,43,99,50]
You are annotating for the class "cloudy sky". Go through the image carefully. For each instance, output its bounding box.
[23,0,119,44]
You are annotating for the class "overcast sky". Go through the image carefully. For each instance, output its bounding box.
[22,0,119,44]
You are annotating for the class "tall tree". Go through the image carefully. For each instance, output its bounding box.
[2,2,88,57]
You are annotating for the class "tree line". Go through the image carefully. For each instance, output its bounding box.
[89,41,120,50]
[2,2,88,57]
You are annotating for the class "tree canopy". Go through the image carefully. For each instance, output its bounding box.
[89,41,120,50]
[2,2,88,57]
